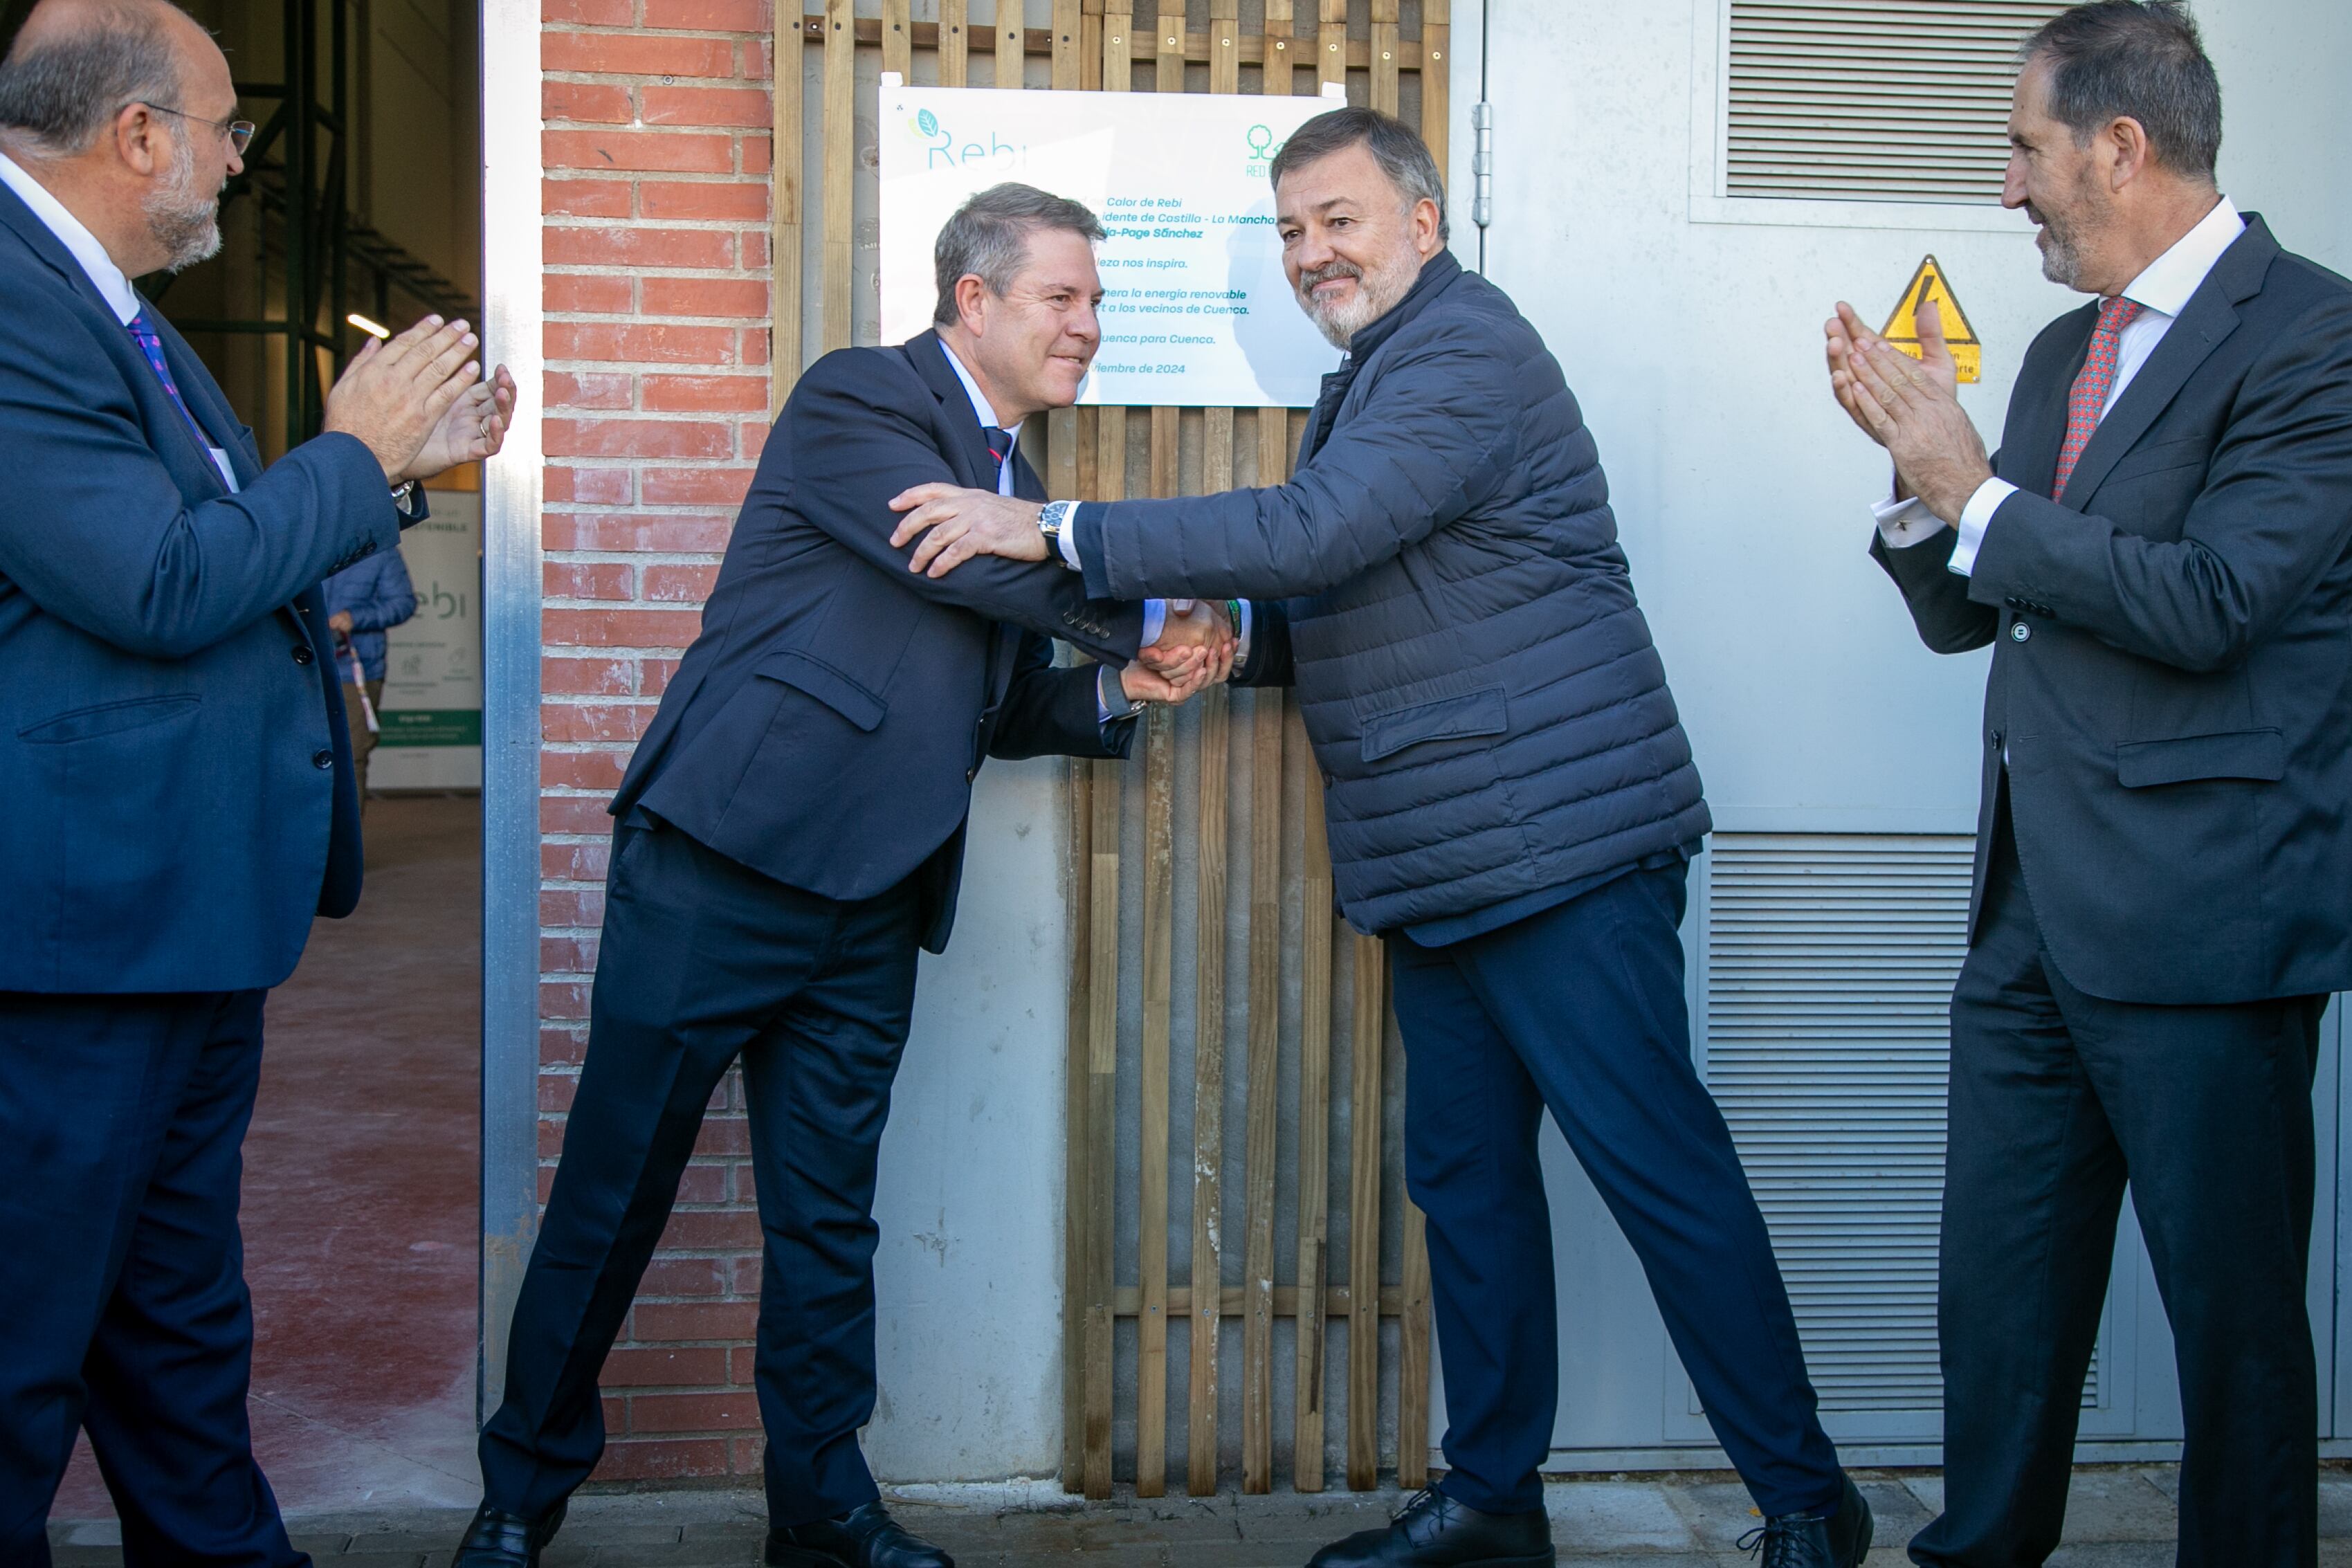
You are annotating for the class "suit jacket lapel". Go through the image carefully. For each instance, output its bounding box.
[0,178,118,319]
[2058,215,2277,509]
[907,328,1001,489]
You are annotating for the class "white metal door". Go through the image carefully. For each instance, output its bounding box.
[1448,0,2352,1467]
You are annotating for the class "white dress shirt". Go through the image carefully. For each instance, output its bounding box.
[1875,194,2245,571]
[0,148,241,493]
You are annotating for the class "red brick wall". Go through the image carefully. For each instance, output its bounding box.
[538,0,776,1482]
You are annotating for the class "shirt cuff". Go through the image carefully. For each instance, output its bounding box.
[1140,600,1166,647]
[1234,599,1252,666]
[1872,493,1947,549]
[1947,478,2018,578]
[1057,514,1084,570]
[1097,662,1145,724]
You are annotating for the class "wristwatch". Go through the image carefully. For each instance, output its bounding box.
[1037,498,1079,564]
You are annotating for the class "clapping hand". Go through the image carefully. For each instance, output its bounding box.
[404,365,519,481]
[323,316,498,485]
[1824,298,1990,522]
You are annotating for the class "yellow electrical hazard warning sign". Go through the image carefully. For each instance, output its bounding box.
[1881,255,1982,384]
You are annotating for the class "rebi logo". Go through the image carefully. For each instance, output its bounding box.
[904,105,1026,172]
[1243,122,1286,179]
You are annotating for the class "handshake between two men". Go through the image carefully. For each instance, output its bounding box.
[457,111,1879,1568]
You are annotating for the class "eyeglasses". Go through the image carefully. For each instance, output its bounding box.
[138,103,257,156]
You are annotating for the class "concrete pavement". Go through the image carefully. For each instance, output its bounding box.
[46,1467,2352,1565]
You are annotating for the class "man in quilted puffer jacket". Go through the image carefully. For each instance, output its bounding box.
[888,108,1869,1568]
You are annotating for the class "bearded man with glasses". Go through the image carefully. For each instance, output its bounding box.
[0,1,513,1562]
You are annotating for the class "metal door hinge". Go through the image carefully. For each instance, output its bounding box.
[1472,102,1495,230]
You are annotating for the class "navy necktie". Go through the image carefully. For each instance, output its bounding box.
[982,425,1012,486]
[125,310,212,449]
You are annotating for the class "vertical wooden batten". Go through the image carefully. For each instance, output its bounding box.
[1293,749,1335,1493]
[939,0,969,86]
[768,11,805,411]
[818,0,855,354]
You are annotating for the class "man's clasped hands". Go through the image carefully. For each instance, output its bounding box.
[1111,597,1239,709]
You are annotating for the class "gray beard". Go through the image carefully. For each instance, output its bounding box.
[146,134,224,273]
[1297,257,1414,351]
[2037,221,2083,288]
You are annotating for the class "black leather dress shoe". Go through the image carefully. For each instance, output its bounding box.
[1304,1487,1552,1568]
[452,1499,567,1568]
[766,1500,954,1568]
[1737,1473,1874,1568]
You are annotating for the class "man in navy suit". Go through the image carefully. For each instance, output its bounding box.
[1829,4,2352,1561]
[0,0,511,1560]
[455,185,1227,1568]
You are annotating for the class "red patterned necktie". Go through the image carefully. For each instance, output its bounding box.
[2052,295,2146,498]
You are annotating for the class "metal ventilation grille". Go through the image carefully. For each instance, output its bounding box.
[1726,1,2070,203]
[1702,834,2106,1415]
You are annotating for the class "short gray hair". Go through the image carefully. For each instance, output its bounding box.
[2021,1,2222,181]
[931,182,1105,327]
[1268,106,1448,243]
[0,0,185,156]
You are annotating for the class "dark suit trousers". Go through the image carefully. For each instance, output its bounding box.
[479,817,924,1526]
[1387,862,1842,1519]
[1912,795,2322,1568]
[0,990,303,1568]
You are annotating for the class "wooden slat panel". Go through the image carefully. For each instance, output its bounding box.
[1185,402,1236,1499]
[1149,406,1178,497]
[1261,0,1293,94]
[1136,702,1176,1499]
[1187,689,1229,1497]
[1079,399,1127,1502]
[1080,0,1102,91]
[1053,394,1089,1495]
[940,0,969,86]
[1137,394,1184,1499]
[1369,0,1398,116]
[769,12,804,410]
[1207,0,1239,95]
[1239,685,1283,1495]
[781,12,1424,67]
[1293,715,1333,1493]
[1421,0,1450,171]
[1398,1199,1431,1488]
[995,0,1025,86]
[819,0,854,354]
[1081,752,1120,1502]
[1117,1283,1403,1317]
[1155,0,1183,91]
[1059,742,1093,1492]
[881,0,911,80]
[1104,0,1131,91]
[1318,0,1347,95]
[1345,931,1383,1490]
[1052,0,1082,89]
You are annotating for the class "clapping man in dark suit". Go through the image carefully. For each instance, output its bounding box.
[456,184,1228,1568]
[1827,4,2352,1562]
[0,0,512,1562]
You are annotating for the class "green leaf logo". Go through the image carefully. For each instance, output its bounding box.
[918,108,940,138]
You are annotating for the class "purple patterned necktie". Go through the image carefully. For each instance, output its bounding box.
[125,310,212,450]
